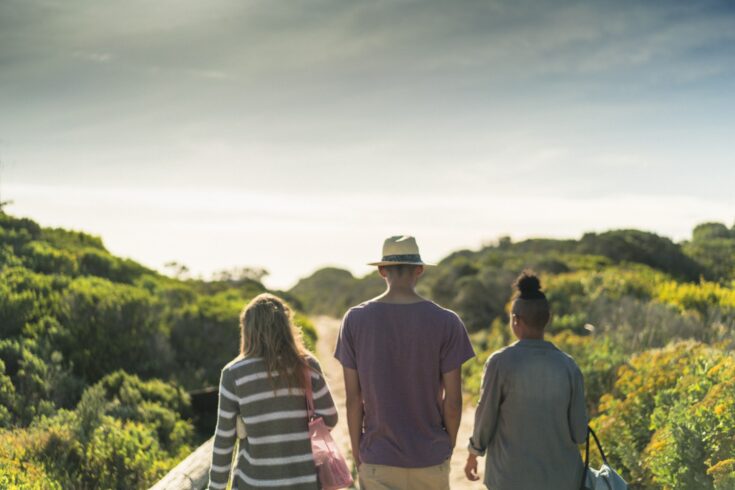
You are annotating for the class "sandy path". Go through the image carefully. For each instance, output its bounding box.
[312,316,485,489]
[313,316,353,465]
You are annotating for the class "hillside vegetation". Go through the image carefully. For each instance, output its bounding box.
[289,223,735,489]
[2,212,733,489]
[0,213,316,489]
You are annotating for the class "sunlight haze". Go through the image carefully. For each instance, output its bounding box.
[2,0,733,288]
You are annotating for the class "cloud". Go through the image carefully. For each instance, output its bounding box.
[4,0,734,85]
[73,51,113,63]
[0,0,733,205]
[192,70,227,80]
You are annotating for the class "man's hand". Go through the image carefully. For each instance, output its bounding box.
[465,454,480,481]
[441,368,463,449]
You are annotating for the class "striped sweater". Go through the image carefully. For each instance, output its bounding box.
[207,354,338,490]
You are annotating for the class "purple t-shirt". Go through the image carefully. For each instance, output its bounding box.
[334,300,475,468]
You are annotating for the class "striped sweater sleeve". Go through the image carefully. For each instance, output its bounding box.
[207,366,238,490]
[309,358,339,428]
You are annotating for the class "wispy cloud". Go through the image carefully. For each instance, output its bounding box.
[73,50,113,63]
[192,69,227,80]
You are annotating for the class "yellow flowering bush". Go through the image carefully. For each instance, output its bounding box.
[593,341,735,489]
[0,427,63,489]
[656,280,735,316]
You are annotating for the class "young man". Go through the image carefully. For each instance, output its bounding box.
[465,272,588,489]
[334,235,475,490]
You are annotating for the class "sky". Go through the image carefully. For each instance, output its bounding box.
[1,0,734,288]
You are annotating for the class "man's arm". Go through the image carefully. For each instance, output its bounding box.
[343,366,364,467]
[441,367,463,449]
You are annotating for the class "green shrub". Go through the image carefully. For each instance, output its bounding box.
[82,419,167,489]
[60,276,173,382]
[21,241,78,275]
[170,290,242,388]
[548,331,625,415]
[0,426,64,489]
[594,341,735,489]
[294,313,317,352]
[77,248,148,284]
[0,267,64,338]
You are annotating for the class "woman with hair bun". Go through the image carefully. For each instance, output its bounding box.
[464,271,588,489]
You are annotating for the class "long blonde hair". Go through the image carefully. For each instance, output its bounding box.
[240,293,309,390]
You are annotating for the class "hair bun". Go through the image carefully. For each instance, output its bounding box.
[514,272,545,299]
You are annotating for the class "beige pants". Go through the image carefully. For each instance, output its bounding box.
[358,459,450,490]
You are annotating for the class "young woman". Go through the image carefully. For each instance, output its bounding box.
[207,293,338,490]
[464,272,588,489]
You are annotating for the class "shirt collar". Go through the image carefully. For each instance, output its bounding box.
[514,339,555,349]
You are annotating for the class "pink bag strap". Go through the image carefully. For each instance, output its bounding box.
[303,365,316,420]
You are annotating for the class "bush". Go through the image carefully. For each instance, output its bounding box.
[77,248,148,284]
[0,339,58,425]
[0,360,16,428]
[60,276,173,382]
[0,371,194,490]
[41,227,105,253]
[0,267,64,338]
[21,241,78,276]
[0,426,64,489]
[548,331,625,415]
[577,229,705,281]
[294,313,317,352]
[82,418,167,489]
[96,371,193,453]
[170,291,242,388]
[593,341,735,489]
[692,223,732,242]
[656,280,735,316]
[655,281,735,344]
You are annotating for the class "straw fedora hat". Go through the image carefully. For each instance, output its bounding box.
[368,235,434,267]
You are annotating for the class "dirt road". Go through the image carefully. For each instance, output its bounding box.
[313,316,484,489]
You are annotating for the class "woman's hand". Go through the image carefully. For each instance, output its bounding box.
[465,454,480,481]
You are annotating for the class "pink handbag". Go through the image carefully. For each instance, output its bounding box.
[304,368,353,490]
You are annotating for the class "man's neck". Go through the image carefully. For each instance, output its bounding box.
[517,332,545,341]
[374,285,425,304]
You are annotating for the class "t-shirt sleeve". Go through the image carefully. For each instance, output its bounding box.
[440,312,475,374]
[468,352,503,455]
[568,363,588,444]
[333,311,357,369]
